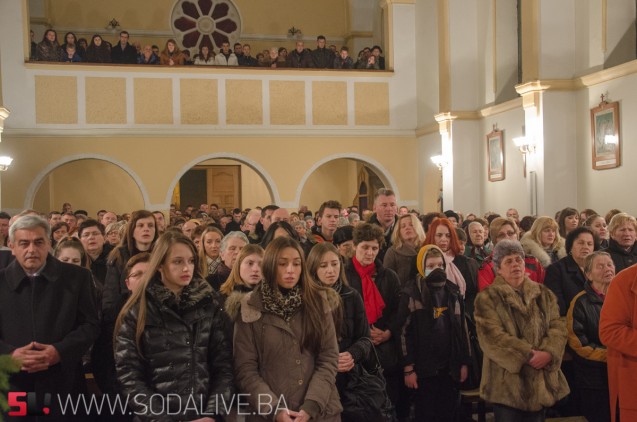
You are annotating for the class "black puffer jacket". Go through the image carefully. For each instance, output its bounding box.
[344,258,402,373]
[337,283,371,361]
[115,277,234,421]
[607,238,637,273]
[566,282,608,390]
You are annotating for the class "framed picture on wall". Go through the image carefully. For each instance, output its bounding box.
[590,99,620,170]
[486,129,505,182]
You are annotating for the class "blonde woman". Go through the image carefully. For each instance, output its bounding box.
[520,216,566,268]
[383,213,426,286]
[114,231,233,420]
[606,212,637,273]
[198,225,224,277]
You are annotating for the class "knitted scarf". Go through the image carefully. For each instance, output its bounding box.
[352,257,385,324]
[260,281,303,322]
[443,250,467,296]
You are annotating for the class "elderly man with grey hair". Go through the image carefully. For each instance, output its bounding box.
[474,239,569,421]
[206,231,248,291]
[0,215,99,414]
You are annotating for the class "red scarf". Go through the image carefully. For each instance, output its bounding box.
[352,257,385,325]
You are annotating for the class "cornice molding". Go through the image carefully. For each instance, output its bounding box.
[480,97,523,117]
[578,59,637,87]
[415,122,439,137]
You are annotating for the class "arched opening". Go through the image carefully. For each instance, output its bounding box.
[170,157,274,211]
[298,158,389,212]
[32,159,146,215]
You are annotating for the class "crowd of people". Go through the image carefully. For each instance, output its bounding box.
[30,29,387,70]
[0,191,635,421]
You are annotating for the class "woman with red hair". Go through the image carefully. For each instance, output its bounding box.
[424,218,479,318]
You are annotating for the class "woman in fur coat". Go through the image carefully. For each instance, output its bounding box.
[475,240,569,421]
[520,216,567,268]
[219,244,264,330]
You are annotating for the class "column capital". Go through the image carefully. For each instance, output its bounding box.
[515,81,548,110]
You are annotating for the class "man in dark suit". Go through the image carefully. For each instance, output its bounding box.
[0,215,99,417]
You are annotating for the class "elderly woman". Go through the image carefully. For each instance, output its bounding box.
[566,251,615,422]
[545,227,599,316]
[606,212,637,273]
[464,221,492,265]
[383,213,426,287]
[599,255,637,422]
[520,216,567,268]
[206,230,248,291]
[475,240,569,421]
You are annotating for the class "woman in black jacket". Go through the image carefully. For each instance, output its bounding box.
[566,251,615,422]
[401,244,470,421]
[114,231,234,421]
[307,243,372,414]
[85,34,112,63]
[545,227,599,316]
[103,210,158,320]
[344,223,404,419]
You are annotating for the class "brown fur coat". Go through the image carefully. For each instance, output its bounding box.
[474,276,570,411]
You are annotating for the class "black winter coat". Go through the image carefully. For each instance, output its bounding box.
[0,255,99,397]
[399,275,471,380]
[115,277,234,421]
[286,48,314,68]
[545,255,588,316]
[102,246,132,320]
[337,283,371,361]
[344,258,402,373]
[312,47,335,68]
[607,238,637,274]
[111,42,137,64]
[566,282,608,390]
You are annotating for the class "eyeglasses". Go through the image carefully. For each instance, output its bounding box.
[496,230,517,240]
[80,231,102,239]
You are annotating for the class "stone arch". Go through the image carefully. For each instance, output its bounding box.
[165,152,280,206]
[294,153,400,207]
[25,154,150,210]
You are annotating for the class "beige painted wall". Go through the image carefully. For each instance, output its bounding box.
[299,159,359,212]
[32,159,145,215]
[1,135,419,213]
[46,0,349,54]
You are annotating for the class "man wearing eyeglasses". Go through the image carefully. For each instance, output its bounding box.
[78,219,113,289]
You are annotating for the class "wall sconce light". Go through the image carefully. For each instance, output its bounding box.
[287,26,303,39]
[430,155,448,170]
[105,18,121,31]
[0,156,13,171]
[513,136,535,177]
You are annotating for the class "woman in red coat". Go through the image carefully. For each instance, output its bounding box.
[599,263,637,422]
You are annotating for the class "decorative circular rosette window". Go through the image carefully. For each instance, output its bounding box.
[171,0,241,51]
